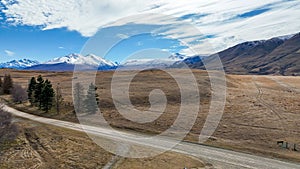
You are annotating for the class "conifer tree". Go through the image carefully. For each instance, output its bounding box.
[73,82,84,113]
[34,75,44,109]
[41,79,54,113]
[27,77,37,106]
[84,83,99,114]
[2,74,13,94]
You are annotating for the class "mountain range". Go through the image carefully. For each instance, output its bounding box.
[0,59,40,69]
[118,53,187,70]
[0,33,299,75]
[27,54,117,71]
[173,33,300,76]
[0,53,186,71]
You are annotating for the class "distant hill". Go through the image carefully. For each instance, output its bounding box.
[173,33,300,76]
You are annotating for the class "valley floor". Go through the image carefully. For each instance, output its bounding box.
[1,69,300,165]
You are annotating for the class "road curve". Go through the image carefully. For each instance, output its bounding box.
[3,105,300,169]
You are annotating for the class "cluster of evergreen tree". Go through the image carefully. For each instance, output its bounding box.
[0,74,13,95]
[73,82,99,114]
[27,75,55,112]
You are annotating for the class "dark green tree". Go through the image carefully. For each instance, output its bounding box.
[83,83,99,114]
[73,82,84,113]
[2,74,13,94]
[41,79,54,113]
[27,77,37,106]
[34,75,44,109]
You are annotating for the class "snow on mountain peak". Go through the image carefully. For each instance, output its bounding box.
[0,59,40,69]
[276,34,295,41]
[45,53,116,67]
[121,53,187,67]
[168,53,187,60]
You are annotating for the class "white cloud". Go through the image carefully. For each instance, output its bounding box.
[137,41,143,46]
[58,46,65,49]
[1,0,300,54]
[116,33,129,39]
[161,49,169,52]
[1,0,155,36]
[4,50,15,56]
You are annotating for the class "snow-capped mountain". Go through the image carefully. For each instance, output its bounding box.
[26,54,117,71]
[45,53,116,67]
[122,58,177,66]
[119,53,187,69]
[168,53,187,60]
[0,59,39,69]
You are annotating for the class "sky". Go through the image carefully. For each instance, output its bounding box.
[0,0,300,63]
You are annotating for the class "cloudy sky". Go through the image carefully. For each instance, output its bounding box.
[0,0,299,62]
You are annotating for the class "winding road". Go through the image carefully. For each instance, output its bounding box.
[2,104,300,169]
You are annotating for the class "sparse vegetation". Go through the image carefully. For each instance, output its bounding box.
[0,105,18,151]
[1,69,300,163]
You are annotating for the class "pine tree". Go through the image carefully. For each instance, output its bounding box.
[2,74,13,94]
[84,83,99,114]
[41,79,54,113]
[73,82,84,113]
[55,83,64,114]
[34,75,44,109]
[27,77,37,106]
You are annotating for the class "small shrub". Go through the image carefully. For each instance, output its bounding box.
[11,84,28,103]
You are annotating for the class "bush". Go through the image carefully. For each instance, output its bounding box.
[11,84,28,103]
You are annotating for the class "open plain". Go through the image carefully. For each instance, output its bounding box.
[1,68,300,164]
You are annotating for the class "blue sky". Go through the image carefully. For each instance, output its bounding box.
[0,23,184,63]
[0,0,299,63]
[0,25,87,62]
[97,33,185,64]
[80,24,187,63]
[0,16,185,63]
